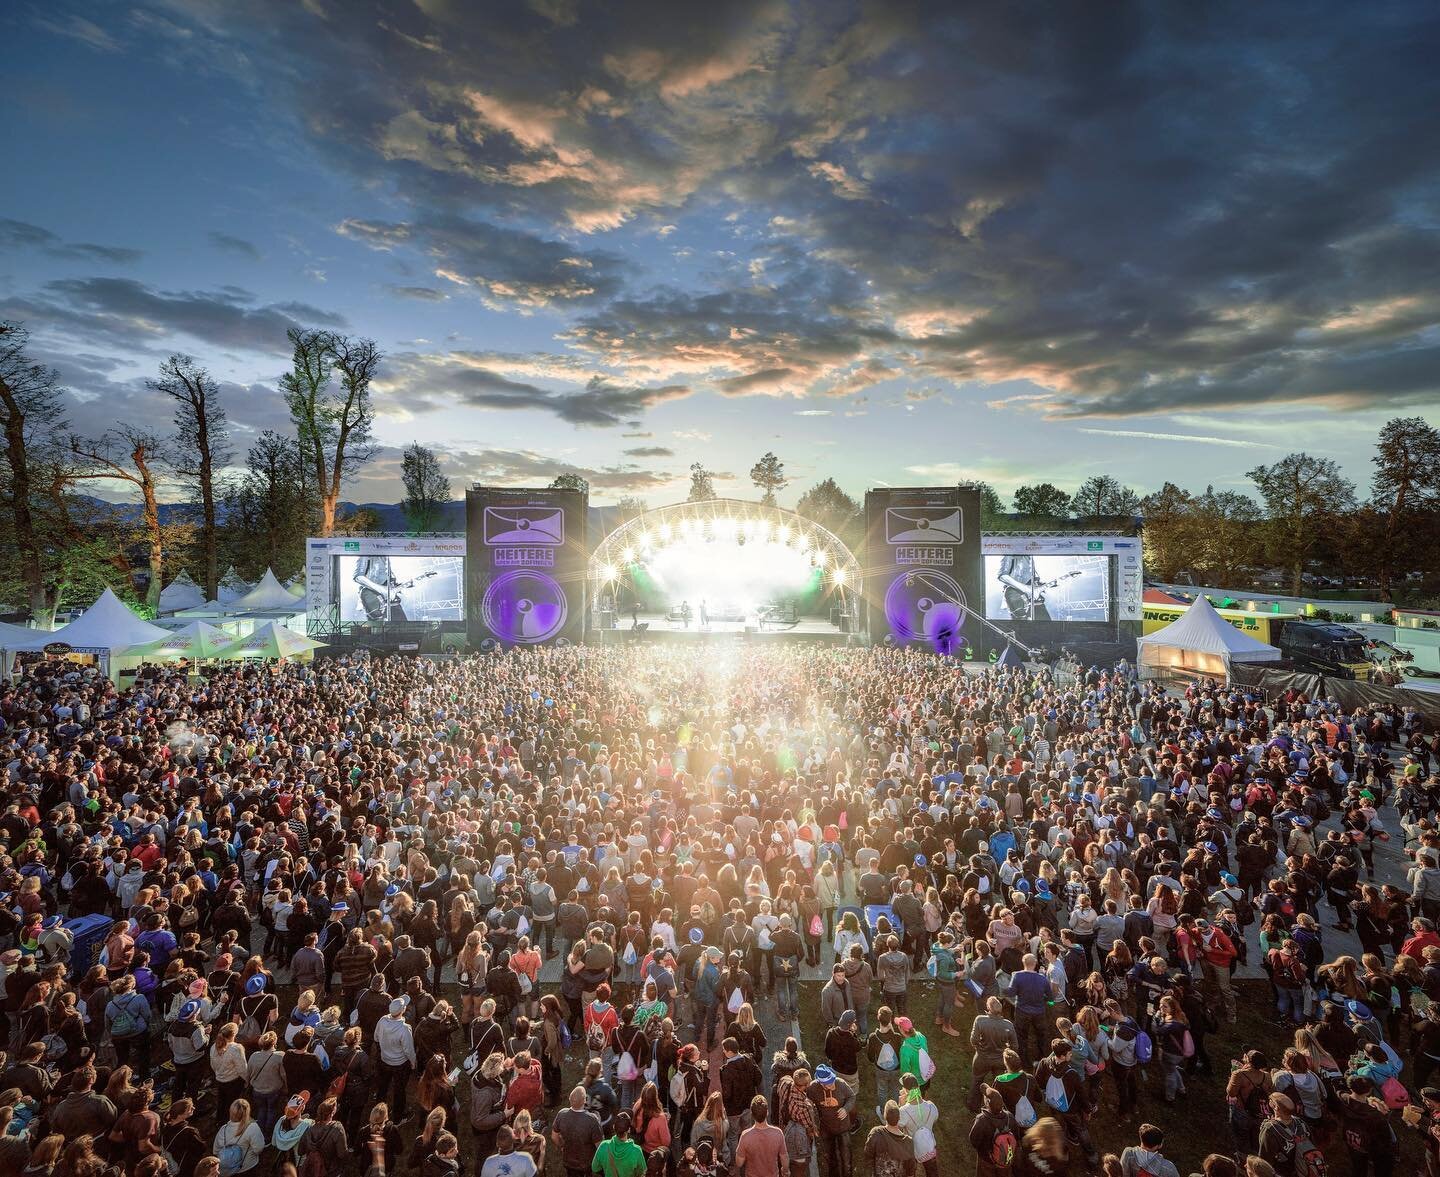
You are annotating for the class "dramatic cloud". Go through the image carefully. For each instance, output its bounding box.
[2,277,346,356]
[22,0,1440,436]
[208,232,262,260]
[0,218,142,264]
[337,213,626,308]
[623,445,674,457]
[376,350,689,426]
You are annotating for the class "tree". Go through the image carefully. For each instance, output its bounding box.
[549,473,590,495]
[795,478,863,548]
[0,321,68,618]
[281,329,380,536]
[960,481,1004,525]
[1071,475,1140,520]
[612,495,647,523]
[749,452,787,505]
[153,354,231,599]
[222,431,313,577]
[69,427,167,612]
[1189,486,1263,585]
[1371,417,1440,600]
[687,462,717,502]
[1248,452,1356,596]
[1139,482,1195,582]
[1012,482,1072,518]
[401,443,452,532]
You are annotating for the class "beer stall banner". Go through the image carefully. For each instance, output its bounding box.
[863,486,983,652]
[466,486,588,646]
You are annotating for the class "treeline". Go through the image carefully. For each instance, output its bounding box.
[2,317,1435,620]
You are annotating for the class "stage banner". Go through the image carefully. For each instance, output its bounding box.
[466,486,588,646]
[863,486,983,651]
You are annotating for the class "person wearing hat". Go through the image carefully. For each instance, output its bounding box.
[376,995,418,1120]
[805,1066,855,1177]
[272,1090,315,1164]
[166,997,212,1100]
[1258,1090,1317,1176]
[823,1009,862,1096]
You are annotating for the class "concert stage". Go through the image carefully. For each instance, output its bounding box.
[591,612,856,644]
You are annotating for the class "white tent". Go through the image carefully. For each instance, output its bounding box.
[3,589,170,674]
[215,621,323,661]
[158,571,207,614]
[0,619,42,650]
[125,620,236,660]
[228,568,304,613]
[1138,595,1283,679]
[217,566,251,605]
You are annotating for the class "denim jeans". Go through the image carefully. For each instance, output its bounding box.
[694,1001,719,1049]
[875,1066,900,1111]
[1276,985,1303,1022]
[1160,1049,1186,1100]
[252,1088,283,1139]
[775,975,797,1021]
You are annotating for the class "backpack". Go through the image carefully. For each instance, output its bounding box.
[618,1051,640,1082]
[623,940,639,966]
[917,1047,936,1082]
[1134,1030,1154,1065]
[587,1022,607,1053]
[1013,1078,1038,1128]
[1044,1073,1069,1112]
[875,1042,898,1071]
[1180,1029,1195,1059]
[1295,1140,1328,1177]
[670,1069,689,1106]
[558,1021,573,1050]
[991,1128,1018,1169]
[300,1127,334,1177]
[1380,1075,1410,1110]
[111,995,145,1039]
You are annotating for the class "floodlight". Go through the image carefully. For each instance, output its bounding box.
[600,563,617,581]
[834,567,848,586]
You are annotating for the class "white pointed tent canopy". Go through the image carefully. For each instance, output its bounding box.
[214,620,323,660]
[228,568,305,613]
[217,566,252,605]
[158,571,207,614]
[125,619,236,660]
[1137,595,1283,679]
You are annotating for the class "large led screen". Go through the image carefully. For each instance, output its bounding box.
[984,553,1113,622]
[338,555,464,623]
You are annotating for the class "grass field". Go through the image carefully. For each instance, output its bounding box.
[793,977,1424,1175]
[249,974,1424,1174]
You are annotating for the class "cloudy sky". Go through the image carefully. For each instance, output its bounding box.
[4,0,1438,507]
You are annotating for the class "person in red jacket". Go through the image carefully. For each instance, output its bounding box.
[1197,919,1238,1024]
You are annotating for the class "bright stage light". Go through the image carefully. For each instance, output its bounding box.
[815,549,828,567]
[600,563,617,581]
[621,547,635,564]
[834,567,848,585]
[659,524,673,542]
[777,525,791,544]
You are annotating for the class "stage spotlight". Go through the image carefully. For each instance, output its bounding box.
[833,567,848,585]
[777,525,790,544]
[621,547,634,564]
[600,563,617,581]
[815,550,828,568]
[659,524,673,542]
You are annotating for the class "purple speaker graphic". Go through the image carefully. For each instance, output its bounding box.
[481,570,568,644]
[884,569,966,644]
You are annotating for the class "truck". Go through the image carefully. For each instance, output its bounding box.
[1274,620,1377,680]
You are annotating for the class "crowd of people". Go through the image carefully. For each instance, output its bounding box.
[1,641,1439,1177]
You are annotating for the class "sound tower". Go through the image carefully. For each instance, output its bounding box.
[466,486,588,646]
[864,486,983,651]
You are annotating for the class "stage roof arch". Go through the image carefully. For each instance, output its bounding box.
[589,498,862,593]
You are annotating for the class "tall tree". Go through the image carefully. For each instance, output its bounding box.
[153,354,231,599]
[1012,482,1072,518]
[0,321,68,618]
[1189,486,1263,585]
[749,451,787,505]
[69,427,166,612]
[686,462,717,502]
[222,430,312,578]
[1371,416,1440,600]
[1139,482,1195,582]
[401,443,452,532]
[281,329,380,536]
[1071,475,1140,520]
[549,473,590,495]
[612,495,647,522]
[795,477,863,547]
[960,481,1004,525]
[1248,452,1356,595]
